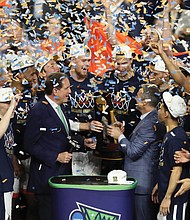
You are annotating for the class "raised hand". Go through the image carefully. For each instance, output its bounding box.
[150,40,164,55]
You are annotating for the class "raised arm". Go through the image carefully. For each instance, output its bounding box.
[161,0,174,57]
[101,0,119,47]
[0,94,21,138]
[0,105,14,138]
[150,41,190,93]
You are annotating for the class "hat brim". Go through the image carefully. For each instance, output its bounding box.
[12,64,34,72]
[162,92,173,115]
[0,99,11,102]
[36,55,59,72]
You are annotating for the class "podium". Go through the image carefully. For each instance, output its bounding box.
[49,175,137,220]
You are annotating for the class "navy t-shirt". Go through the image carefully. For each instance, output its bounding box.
[98,69,145,137]
[66,72,99,123]
[158,126,190,204]
[12,86,35,160]
[0,124,14,193]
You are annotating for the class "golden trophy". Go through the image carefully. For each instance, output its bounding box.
[94,92,124,160]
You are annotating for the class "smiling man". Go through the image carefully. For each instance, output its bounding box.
[66,43,102,176]
[95,43,146,174]
[100,44,146,138]
[149,55,170,92]
[68,44,95,121]
[23,72,73,220]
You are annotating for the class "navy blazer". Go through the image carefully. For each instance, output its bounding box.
[120,109,161,194]
[24,98,72,194]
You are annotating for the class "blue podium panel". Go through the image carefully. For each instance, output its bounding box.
[49,176,137,220]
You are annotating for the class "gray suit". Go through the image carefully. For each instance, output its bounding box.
[119,109,161,220]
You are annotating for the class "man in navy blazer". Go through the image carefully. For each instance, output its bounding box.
[24,72,73,220]
[107,84,164,220]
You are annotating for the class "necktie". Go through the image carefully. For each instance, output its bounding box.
[56,105,69,135]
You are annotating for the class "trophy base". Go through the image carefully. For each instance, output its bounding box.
[94,143,125,160]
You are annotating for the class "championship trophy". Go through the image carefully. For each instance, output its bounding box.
[94,92,124,160]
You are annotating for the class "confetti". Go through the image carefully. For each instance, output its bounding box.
[2,179,8,183]
[40,128,46,131]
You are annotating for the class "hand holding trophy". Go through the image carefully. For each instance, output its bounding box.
[94,92,124,159]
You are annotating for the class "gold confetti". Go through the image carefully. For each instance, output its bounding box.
[42,101,48,105]
[2,179,7,183]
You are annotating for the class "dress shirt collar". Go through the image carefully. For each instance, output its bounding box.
[140,111,151,120]
[45,94,59,111]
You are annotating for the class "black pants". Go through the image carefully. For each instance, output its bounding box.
[35,194,52,220]
[185,196,190,220]
[135,194,153,220]
[0,192,5,220]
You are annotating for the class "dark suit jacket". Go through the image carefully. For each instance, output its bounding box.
[119,109,161,194]
[24,97,72,194]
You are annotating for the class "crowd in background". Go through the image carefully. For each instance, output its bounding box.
[0,0,190,220]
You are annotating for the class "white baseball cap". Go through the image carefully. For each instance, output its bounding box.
[163,92,186,118]
[11,55,34,71]
[70,44,91,58]
[107,170,128,184]
[0,87,13,102]
[151,55,168,73]
[112,44,133,59]
[35,56,51,73]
